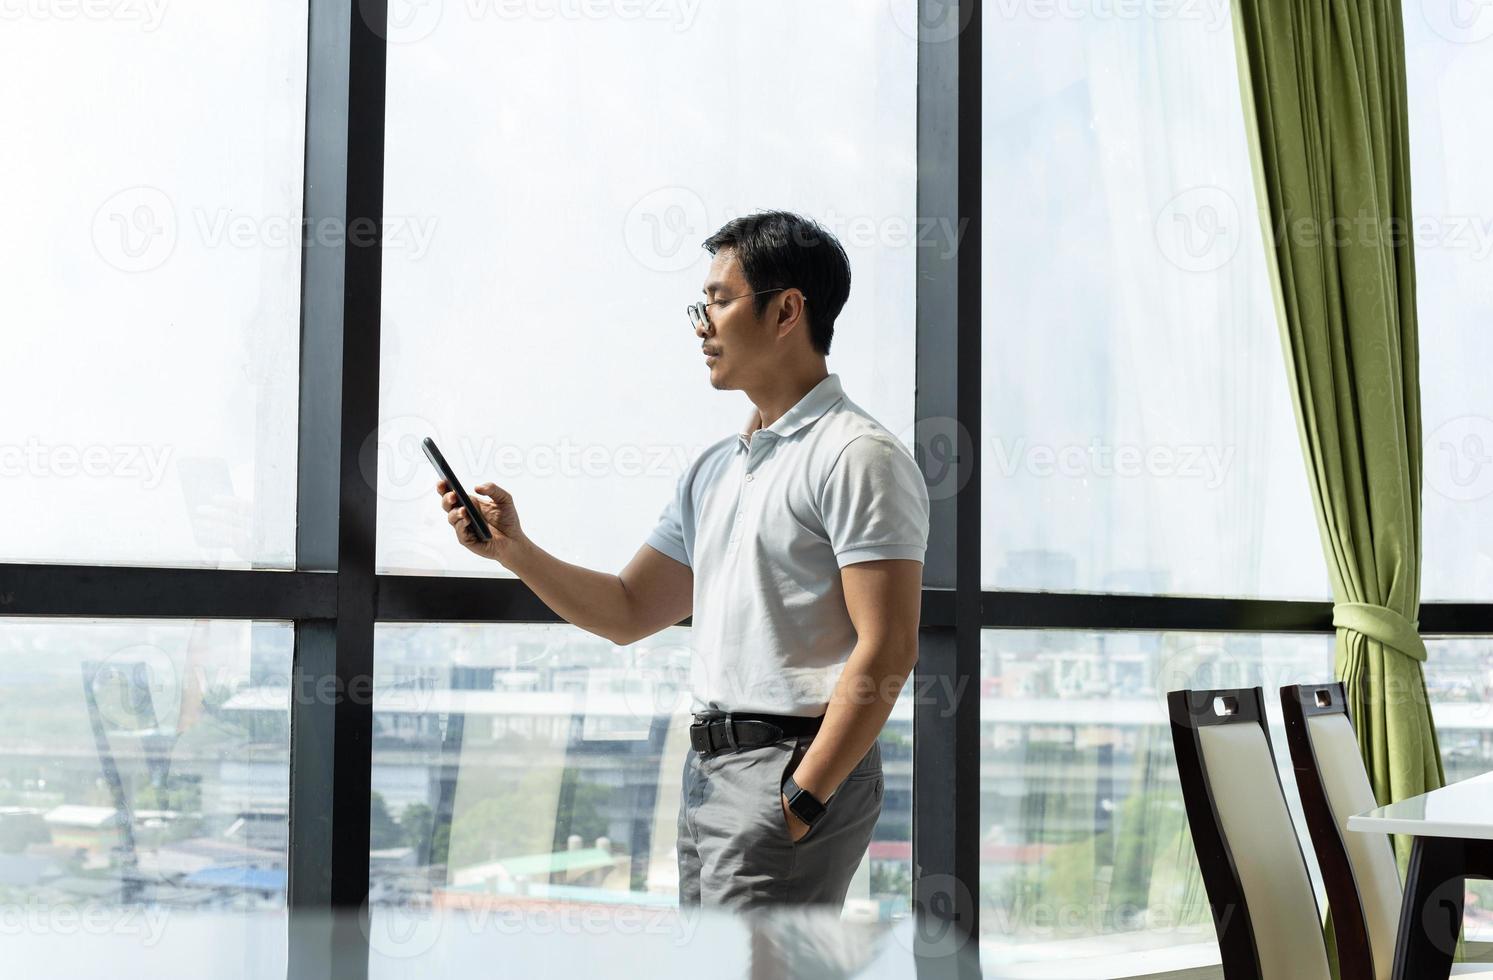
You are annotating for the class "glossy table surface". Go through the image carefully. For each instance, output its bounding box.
[1348,770,1493,840]
[5,904,987,980]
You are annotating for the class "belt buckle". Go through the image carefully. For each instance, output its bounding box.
[690,709,731,757]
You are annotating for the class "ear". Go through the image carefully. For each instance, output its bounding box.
[774,288,809,340]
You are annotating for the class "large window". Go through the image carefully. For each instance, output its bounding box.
[1425,636,1493,937]
[980,5,1326,598]
[975,1,1493,974]
[365,622,914,954]
[8,1,1493,977]
[1404,10,1493,601]
[0,6,307,570]
[375,1,918,577]
[0,618,291,973]
[977,630,1333,974]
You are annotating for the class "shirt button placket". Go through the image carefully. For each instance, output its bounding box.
[730,468,754,551]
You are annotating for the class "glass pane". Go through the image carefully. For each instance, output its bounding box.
[0,8,306,570]
[1428,637,1493,784]
[979,7,1328,598]
[0,618,291,974]
[1426,637,1493,937]
[978,629,1334,974]
[368,623,912,966]
[1404,12,1493,600]
[376,2,918,576]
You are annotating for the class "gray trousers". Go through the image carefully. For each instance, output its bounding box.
[676,732,883,911]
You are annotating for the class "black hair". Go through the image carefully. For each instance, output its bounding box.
[701,210,850,356]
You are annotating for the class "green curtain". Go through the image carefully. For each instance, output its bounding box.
[1228,0,1444,862]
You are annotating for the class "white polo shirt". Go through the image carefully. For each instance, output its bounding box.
[645,373,930,717]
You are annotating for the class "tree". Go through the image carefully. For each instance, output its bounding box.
[370,792,406,850]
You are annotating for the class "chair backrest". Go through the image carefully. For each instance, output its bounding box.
[1281,682,1402,980]
[1168,687,1332,980]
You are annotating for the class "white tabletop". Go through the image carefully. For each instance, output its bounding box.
[1348,770,1493,840]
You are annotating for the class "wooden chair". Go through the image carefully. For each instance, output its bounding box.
[1169,686,1332,980]
[1280,682,1493,980]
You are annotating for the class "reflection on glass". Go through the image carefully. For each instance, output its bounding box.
[0,618,290,972]
[1424,637,1493,938]
[368,623,912,933]
[977,629,1334,973]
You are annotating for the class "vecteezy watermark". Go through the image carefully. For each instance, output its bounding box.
[85,643,181,733]
[981,0,1229,30]
[0,899,172,944]
[978,892,1222,939]
[990,437,1237,490]
[623,186,712,273]
[686,657,968,720]
[1156,184,1493,272]
[91,185,438,273]
[192,209,438,259]
[890,0,1230,42]
[364,897,702,961]
[1152,639,1330,709]
[616,640,695,730]
[92,186,178,274]
[1421,0,1493,44]
[890,872,976,957]
[1269,210,1493,260]
[0,0,169,30]
[360,415,440,504]
[376,0,443,43]
[364,902,444,960]
[1155,186,1243,273]
[888,0,975,43]
[897,416,972,503]
[615,637,967,725]
[364,0,704,44]
[464,0,703,29]
[359,415,709,503]
[1426,415,1493,502]
[623,191,969,273]
[0,438,174,488]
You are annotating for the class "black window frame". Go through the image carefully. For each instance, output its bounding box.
[5,2,1492,978]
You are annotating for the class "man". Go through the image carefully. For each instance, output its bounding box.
[436,210,929,911]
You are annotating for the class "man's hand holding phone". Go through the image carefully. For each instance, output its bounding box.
[423,436,527,565]
[437,478,527,564]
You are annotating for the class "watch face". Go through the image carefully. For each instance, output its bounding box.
[786,778,827,824]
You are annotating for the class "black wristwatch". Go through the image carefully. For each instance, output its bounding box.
[782,775,828,827]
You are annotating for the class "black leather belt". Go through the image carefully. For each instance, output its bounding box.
[688,710,825,757]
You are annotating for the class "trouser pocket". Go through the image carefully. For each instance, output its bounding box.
[773,737,811,843]
[781,736,883,847]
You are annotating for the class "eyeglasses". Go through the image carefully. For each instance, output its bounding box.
[687,287,795,331]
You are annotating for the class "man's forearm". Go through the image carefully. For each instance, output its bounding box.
[789,634,919,802]
[499,537,635,645]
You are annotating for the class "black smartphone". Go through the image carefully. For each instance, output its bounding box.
[423,436,492,542]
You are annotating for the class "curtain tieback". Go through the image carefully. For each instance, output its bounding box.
[1331,602,1427,662]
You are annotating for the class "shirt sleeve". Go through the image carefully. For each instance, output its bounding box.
[645,468,691,568]
[819,433,930,569]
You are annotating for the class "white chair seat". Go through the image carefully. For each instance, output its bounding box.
[1451,965,1493,976]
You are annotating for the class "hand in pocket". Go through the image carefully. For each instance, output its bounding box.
[780,791,812,843]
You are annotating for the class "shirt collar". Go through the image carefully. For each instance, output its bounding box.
[738,373,844,448]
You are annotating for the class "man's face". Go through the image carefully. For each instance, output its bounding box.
[698,248,780,391]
